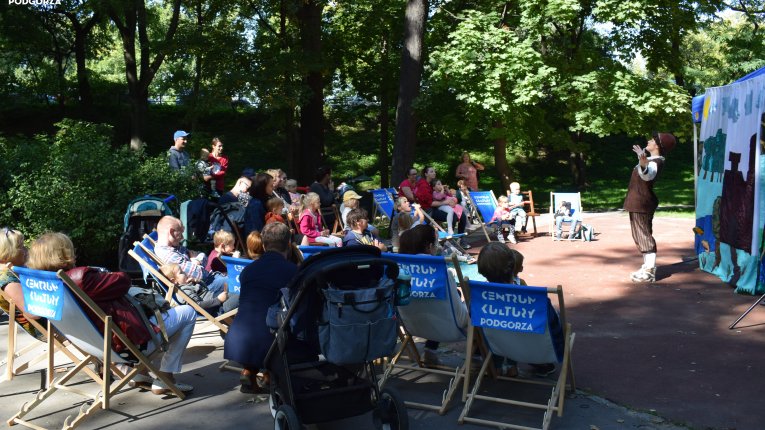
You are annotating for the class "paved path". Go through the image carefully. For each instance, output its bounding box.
[0,211,761,429]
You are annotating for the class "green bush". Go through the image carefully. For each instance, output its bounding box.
[0,119,202,267]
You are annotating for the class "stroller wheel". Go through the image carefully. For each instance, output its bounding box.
[268,388,283,418]
[375,387,408,430]
[274,404,300,430]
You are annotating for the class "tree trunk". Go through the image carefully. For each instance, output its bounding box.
[379,91,390,188]
[296,0,325,185]
[391,0,427,186]
[493,122,512,191]
[129,91,149,151]
[73,28,93,107]
[568,151,587,188]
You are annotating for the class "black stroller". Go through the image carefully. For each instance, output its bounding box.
[264,246,409,430]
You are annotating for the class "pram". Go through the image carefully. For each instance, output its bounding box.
[117,194,175,279]
[264,246,409,430]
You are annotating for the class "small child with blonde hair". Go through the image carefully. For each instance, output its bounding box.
[161,263,228,310]
[206,230,240,272]
[298,192,342,247]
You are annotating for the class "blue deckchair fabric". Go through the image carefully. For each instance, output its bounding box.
[15,267,128,363]
[220,255,253,294]
[298,245,333,261]
[14,267,65,321]
[468,190,498,225]
[468,280,564,363]
[371,188,395,219]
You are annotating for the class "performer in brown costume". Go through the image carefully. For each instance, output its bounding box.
[624,132,677,282]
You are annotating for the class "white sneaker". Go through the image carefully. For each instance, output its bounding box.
[508,234,517,244]
[151,378,194,395]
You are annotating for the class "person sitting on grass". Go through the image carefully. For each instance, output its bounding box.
[342,208,387,251]
[161,263,229,311]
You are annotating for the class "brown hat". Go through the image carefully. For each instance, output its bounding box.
[653,132,677,155]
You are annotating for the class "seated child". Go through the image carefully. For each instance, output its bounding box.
[246,231,265,260]
[431,180,463,235]
[342,208,387,251]
[161,263,228,311]
[509,248,527,286]
[489,195,516,244]
[265,198,287,225]
[298,192,342,247]
[391,197,424,250]
[507,182,527,234]
[456,179,478,224]
[206,230,240,273]
[554,200,581,240]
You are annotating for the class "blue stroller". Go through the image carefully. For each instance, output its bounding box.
[263,246,409,430]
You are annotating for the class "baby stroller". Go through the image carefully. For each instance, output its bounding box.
[264,246,409,430]
[117,194,175,279]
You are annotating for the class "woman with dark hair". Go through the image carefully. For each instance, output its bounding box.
[398,225,468,366]
[244,173,273,235]
[413,166,469,248]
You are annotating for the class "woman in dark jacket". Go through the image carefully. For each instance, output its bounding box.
[27,232,197,395]
[224,223,298,393]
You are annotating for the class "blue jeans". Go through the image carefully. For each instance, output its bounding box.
[555,215,581,238]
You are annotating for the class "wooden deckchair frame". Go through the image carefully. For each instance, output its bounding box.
[129,242,236,334]
[8,269,184,430]
[458,281,576,430]
[380,254,486,414]
[0,286,93,387]
[506,189,539,236]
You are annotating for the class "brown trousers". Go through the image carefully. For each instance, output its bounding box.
[629,212,656,254]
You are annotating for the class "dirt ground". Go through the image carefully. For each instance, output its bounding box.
[459,211,765,430]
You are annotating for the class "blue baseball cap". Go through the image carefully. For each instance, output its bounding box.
[173,130,189,140]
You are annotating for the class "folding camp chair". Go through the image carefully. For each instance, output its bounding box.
[468,190,501,242]
[549,192,583,241]
[0,285,87,387]
[288,213,331,247]
[8,267,184,430]
[458,280,576,430]
[129,240,236,334]
[379,253,482,414]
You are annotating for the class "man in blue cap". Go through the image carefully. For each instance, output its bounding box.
[169,130,190,170]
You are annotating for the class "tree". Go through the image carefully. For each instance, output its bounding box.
[106,0,183,150]
[391,0,428,186]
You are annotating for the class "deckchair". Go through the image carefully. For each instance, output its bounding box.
[129,240,236,333]
[0,282,88,387]
[370,188,396,227]
[297,245,333,262]
[507,189,540,236]
[8,267,184,430]
[549,192,583,241]
[379,253,480,414]
[468,190,501,242]
[458,280,576,430]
